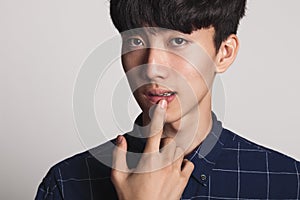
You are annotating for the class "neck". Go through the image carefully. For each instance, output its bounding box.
[142,91,213,156]
[165,92,213,155]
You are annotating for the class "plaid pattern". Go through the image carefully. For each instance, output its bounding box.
[36,114,300,200]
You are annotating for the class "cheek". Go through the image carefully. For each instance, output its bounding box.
[185,72,208,100]
[169,47,215,86]
[172,57,213,90]
[122,50,146,71]
[186,59,215,93]
[122,51,148,89]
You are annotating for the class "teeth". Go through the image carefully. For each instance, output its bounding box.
[157,92,175,97]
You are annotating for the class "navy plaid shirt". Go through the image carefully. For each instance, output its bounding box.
[36,114,300,199]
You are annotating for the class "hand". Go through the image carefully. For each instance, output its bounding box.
[111,100,194,200]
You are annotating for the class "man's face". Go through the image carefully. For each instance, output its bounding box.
[121,27,217,124]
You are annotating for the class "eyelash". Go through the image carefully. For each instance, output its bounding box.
[169,38,188,47]
[127,38,144,47]
[125,37,189,48]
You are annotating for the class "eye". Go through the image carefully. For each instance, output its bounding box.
[127,38,144,47]
[169,37,188,47]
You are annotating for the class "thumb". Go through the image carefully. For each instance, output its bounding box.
[111,135,129,182]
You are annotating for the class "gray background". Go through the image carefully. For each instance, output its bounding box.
[1,0,300,199]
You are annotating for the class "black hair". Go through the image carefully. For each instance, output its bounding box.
[110,0,247,52]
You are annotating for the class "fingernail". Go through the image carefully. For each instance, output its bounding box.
[116,135,123,145]
[160,100,167,109]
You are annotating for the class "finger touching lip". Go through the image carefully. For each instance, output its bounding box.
[145,91,177,104]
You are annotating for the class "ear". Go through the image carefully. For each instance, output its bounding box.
[215,34,239,73]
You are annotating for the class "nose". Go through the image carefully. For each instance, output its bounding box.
[144,48,169,81]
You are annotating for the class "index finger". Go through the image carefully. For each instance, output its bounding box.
[143,100,167,153]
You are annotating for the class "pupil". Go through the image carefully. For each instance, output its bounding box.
[176,38,183,44]
[134,39,141,45]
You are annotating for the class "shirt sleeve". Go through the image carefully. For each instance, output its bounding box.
[35,166,63,200]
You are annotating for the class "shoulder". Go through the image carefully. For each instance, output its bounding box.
[35,133,144,199]
[35,139,116,200]
[47,140,114,181]
[222,128,299,167]
[216,128,300,197]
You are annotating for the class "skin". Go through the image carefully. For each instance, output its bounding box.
[111,27,239,200]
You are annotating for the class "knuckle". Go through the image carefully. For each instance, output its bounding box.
[176,146,184,153]
[160,139,176,152]
[149,125,162,136]
[165,138,176,146]
[186,164,195,174]
[162,164,173,173]
[175,147,185,158]
[188,161,195,169]
[180,175,189,185]
[111,170,120,182]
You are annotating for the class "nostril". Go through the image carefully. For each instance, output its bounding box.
[145,64,169,81]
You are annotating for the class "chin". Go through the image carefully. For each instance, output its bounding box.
[164,110,183,124]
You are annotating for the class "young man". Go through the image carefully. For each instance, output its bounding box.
[36,0,300,199]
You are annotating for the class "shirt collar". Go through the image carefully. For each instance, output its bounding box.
[185,112,229,186]
[126,112,229,184]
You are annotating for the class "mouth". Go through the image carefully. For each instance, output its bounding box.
[149,91,176,97]
[145,89,177,104]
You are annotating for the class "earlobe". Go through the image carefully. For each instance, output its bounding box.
[215,34,239,73]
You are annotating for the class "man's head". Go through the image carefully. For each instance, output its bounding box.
[110,0,247,53]
[109,0,247,126]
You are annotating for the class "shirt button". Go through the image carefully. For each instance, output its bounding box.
[200,174,207,181]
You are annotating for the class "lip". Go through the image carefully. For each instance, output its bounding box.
[145,88,177,104]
